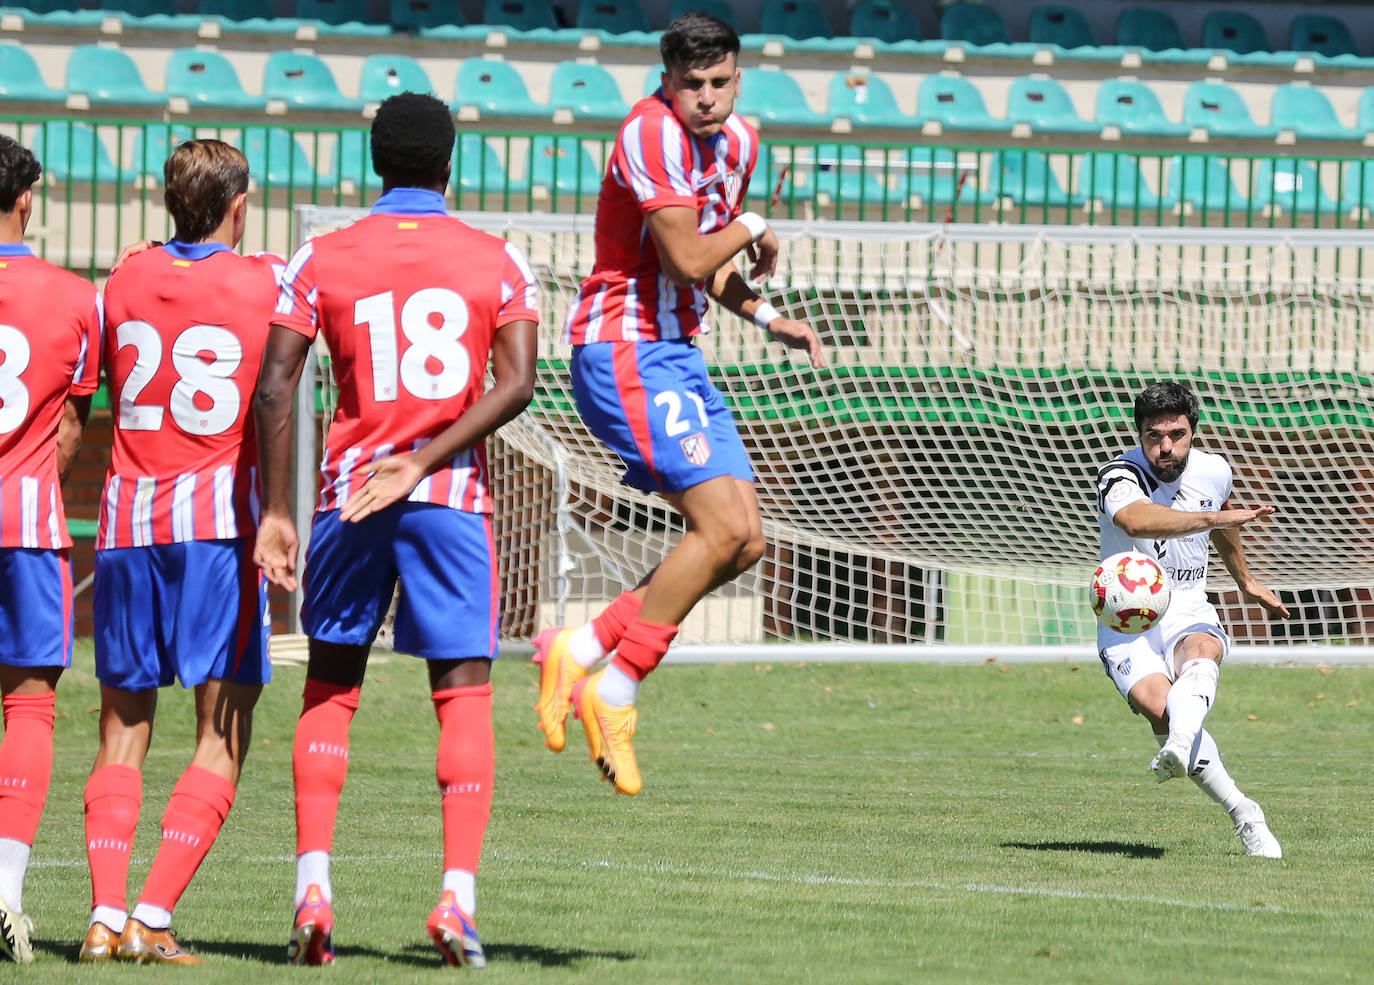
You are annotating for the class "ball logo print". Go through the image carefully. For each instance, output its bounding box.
[1090,551,1171,634]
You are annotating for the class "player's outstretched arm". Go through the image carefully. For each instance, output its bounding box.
[251,323,311,590]
[1112,500,1275,539]
[56,394,92,482]
[1210,506,1292,619]
[708,262,826,369]
[647,205,769,287]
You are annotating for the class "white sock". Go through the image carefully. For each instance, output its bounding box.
[296,850,332,904]
[1187,729,1246,814]
[442,869,477,917]
[130,903,172,930]
[1164,658,1219,748]
[0,837,29,912]
[91,905,128,934]
[596,665,640,707]
[568,623,607,669]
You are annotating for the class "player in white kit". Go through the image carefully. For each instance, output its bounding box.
[1096,382,1290,857]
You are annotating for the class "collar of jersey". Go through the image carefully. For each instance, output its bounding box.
[163,240,234,260]
[0,243,33,257]
[369,188,448,216]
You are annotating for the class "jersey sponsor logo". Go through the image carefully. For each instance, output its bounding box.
[680,432,711,465]
[1167,565,1206,583]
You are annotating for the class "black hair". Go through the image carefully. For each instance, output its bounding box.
[1134,381,1200,432]
[661,12,740,76]
[370,92,455,185]
[0,135,41,213]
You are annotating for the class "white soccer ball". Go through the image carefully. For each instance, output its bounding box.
[1091,551,1171,634]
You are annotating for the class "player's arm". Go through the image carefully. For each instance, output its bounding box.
[1210,503,1291,619]
[251,323,312,591]
[1111,499,1276,539]
[56,394,92,482]
[646,205,778,287]
[707,260,825,369]
[340,320,538,523]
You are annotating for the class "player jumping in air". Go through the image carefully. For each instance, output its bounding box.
[1096,381,1290,857]
[0,135,102,963]
[253,92,538,968]
[533,12,825,796]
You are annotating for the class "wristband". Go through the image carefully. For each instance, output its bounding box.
[736,211,768,242]
[753,301,782,328]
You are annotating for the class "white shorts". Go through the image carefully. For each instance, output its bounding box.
[1096,590,1230,701]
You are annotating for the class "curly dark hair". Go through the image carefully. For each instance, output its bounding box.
[661,12,740,76]
[371,92,454,186]
[0,135,41,213]
[1134,381,1200,432]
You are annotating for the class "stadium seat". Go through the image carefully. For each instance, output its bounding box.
[1115,8,1184,51]
[738,68,832,128]
[548,61,629,121]
[749,144,803,209]
[262,51,365,112]
[390,0,466,32]
[99,0,200,30]
[1270,85,1361,140]
[1027,6,1095,49]
[991,150,1082,209]
[848,0,922,44]
[454,133,528,196]
[941,2,1010,46]
[483,0,558,32]
[239,126,322,188]
[759,0,832,41]
[528,135,603,198]
[1006,77,1098,135]
[1201,11,1269,54]
[1251,158,1340,216]
[1339,160,1374,215]
[1359,88,1374,135]
[1080,152,1167,213]
[1165,155,1248,214]
[668,0,735,29]
[66,45,166,107]
[132,124,195,183]
[454,58,550,117]
[359,54,434,102]
[800,144,905,206]
[2,0,103,28]
[1096,79,1189,138]
[1182,82,1277,140]
[197,0,299,33]
[30,121,137,185]
[917,75,1010,132]
[332,129,375,190]
[297,0,388,34]
[899,148,996,207]
[827,72,913,128]
[575,0,647,34]
[0,43,65,102]
[165,48,268,110]
[1289,15,1358,58]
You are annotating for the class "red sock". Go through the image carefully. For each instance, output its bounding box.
[84,764,142,912]
[609,619,679,682]
[293,679,359,855]
[136,767,236,912]
[0,692,56,844]
[432,684,493,874]
[591,591,644,651]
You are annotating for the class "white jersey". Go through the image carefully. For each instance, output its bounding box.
[1096,446,1232,594]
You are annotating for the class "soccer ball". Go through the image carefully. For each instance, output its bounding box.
[1091,551,1171,634]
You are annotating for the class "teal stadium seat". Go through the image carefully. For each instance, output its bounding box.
[133,124,195,183]
[66,45,166,107]
[528,135,603,199]
[848,0,922,44]
[1270,85,1360,140]
[1096,79,1189,138]
[331,129,378,191]
[668,0,735,29]
[262,51,365,112]
[31,121,137,185]
[297,0,390,36]
[549,61,629,121]
[390,0,465,33]
[454,133,528,196]
[1080,152,1167,213]
[1182,82,1277,139]
[827,72,913,128]
[1027,6,1095,49]
[198,0,300,34]
[99,0,200,31]
[1289,15,1357,58]
[165,49,268,110]
[1251,159,1339,216]
[1339,160,1374,215]
[576,0,647,34]
[991,150,1082,209]
[454,58,549,117]
[941,2,1010,46]
[918,75,1010,132]
[483,0,558,32]
[899,148,996,207]
[738,67,831,128]
[1201,11,1269,54]
[240,127,322,188]
[1166,155,1247,214]
[805,144,905,207]
[359,54,433,102]
[759,0,832,41]
[1006,77,1098,135]
[4,0,103,28]
[1359,88,1374,135]
[1115,8,1183,51]
[0,43,65,102]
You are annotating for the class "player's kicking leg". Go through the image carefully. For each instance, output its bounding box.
[1147,632,1223,781]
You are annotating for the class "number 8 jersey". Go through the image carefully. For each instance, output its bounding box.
[99,242,284,548]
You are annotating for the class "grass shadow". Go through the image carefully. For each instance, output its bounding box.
[1001,840,1165,859]
[401,941,640,968]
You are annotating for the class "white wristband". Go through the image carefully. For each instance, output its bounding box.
[736,211,768,242]
[753,301,782,328]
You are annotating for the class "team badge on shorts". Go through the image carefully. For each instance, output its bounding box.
[680,433,712,466]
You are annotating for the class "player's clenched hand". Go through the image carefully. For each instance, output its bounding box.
[340,454,425,523]
[768,318,827,370]
[111,239,160,273]
[1241,581,1292,619]
[253,513,300,592]
[1211,505,1275,529]
[746,227,780,281]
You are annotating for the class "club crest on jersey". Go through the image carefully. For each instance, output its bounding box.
[680,433,711,466]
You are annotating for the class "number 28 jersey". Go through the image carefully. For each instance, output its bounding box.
[273,189,539,514]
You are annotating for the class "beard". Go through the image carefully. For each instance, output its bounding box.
[1148,456,1187,482]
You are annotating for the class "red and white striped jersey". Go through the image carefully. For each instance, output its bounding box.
[98,242,283,549]
[273,188,539,515]
[563,91,758,345]
[0,245,101,549]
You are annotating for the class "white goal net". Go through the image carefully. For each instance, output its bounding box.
[294,207,1374,660]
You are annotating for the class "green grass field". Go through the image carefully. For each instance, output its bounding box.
[14,642,1374,983]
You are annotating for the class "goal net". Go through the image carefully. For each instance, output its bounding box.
[294,206,1374,659]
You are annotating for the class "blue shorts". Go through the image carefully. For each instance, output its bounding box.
[571,340,754,495]
[0,548,73,668]
[301,504,499,661]
[94,539,271,692]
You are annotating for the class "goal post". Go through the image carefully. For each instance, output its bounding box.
[292,205,1374,663]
